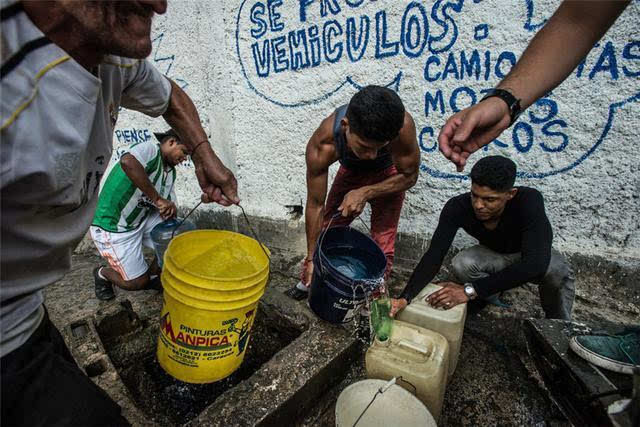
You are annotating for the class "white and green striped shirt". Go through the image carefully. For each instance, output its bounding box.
[93,142,176,232]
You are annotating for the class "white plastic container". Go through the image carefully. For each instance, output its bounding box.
[365,320,449,420]
[335,379,437,427]
[397,283,467,377]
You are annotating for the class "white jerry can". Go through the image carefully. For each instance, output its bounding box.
[397,283,467,377]
[365,320,449,420]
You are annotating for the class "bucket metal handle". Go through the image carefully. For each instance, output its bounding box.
[315,212,341,278]
[352,376,417,427]
[169,201,271,264]
[171,200,202,238]
[238,204,271,263]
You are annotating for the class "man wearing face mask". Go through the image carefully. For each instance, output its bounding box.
[287,85,420,300]
[390,156,575,320]
[1,0,237,424]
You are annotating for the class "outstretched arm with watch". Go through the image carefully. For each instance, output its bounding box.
[438,0,630,171]
[428,192,553,310]
[423,281,477,311]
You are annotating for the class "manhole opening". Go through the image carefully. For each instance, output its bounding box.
[71,321,89,338]
[109,306,304,425]
[84,358,108,378]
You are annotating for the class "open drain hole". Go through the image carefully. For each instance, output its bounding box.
[85,358,108,378]
[71,321,89,338]
[112,307,304,425]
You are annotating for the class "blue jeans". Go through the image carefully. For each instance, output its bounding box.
[451,245,575,320]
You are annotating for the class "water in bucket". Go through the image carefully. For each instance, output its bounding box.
[325,247,377,280]
[184,238,259,278]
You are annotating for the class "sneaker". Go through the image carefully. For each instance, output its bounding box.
[569,329,640,375]
[484,292,511,308]
[285,281,309,301]
[93,266,115,301]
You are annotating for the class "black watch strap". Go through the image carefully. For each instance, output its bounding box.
[481,89,522,126]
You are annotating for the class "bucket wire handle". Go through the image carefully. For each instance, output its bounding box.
[315,212,371,278]
[315,212,341,277]
[169,200,270,262]
[171,200,202,238]
[238,204,271,263]
[352,377,396,427]
[351,377,416,427]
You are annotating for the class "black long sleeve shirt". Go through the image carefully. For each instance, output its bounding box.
[399,187,553,302]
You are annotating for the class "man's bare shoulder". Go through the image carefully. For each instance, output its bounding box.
[306,112,338,168]
[308,113,337,151]
[393,111,418,146]
[314,112,338,144]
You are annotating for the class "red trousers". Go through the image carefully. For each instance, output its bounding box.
[321,165,405,280]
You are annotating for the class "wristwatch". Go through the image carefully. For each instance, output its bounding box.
[480,88,522,126]
[463,283,477,300]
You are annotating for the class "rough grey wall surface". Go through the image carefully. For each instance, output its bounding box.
[113,0,640,260]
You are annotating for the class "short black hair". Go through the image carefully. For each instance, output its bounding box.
[346,85,405,143]
[154,129,183,145]
[160,135,183,145]
[470,156,517,191]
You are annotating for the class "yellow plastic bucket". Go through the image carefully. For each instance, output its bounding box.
[156,230,270,384]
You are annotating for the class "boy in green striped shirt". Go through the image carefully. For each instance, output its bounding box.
[90,129,188,300]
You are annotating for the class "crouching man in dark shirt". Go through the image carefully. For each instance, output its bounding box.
[391,155,575,320]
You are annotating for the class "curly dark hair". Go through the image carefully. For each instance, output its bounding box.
[470,156,517,191]
[346,85,405,143]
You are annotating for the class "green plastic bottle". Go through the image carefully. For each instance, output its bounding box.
[370,297,393,341]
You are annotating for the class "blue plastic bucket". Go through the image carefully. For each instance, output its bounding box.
[309,226,386,323]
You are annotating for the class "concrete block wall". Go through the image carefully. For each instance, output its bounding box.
[113,0,640,260]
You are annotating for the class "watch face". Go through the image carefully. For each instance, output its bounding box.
[464,285,474,296]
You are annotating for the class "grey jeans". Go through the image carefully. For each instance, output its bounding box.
[451,245,575,320]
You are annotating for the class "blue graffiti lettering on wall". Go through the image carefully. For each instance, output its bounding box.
[115,128,152,145]
[151,33,189,89]
[238,1,464,105]
[111,31,195,166]
[236,0,639,179]
[113,132,194,168]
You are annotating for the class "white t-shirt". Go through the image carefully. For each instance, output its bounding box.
[0,1,172,357]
